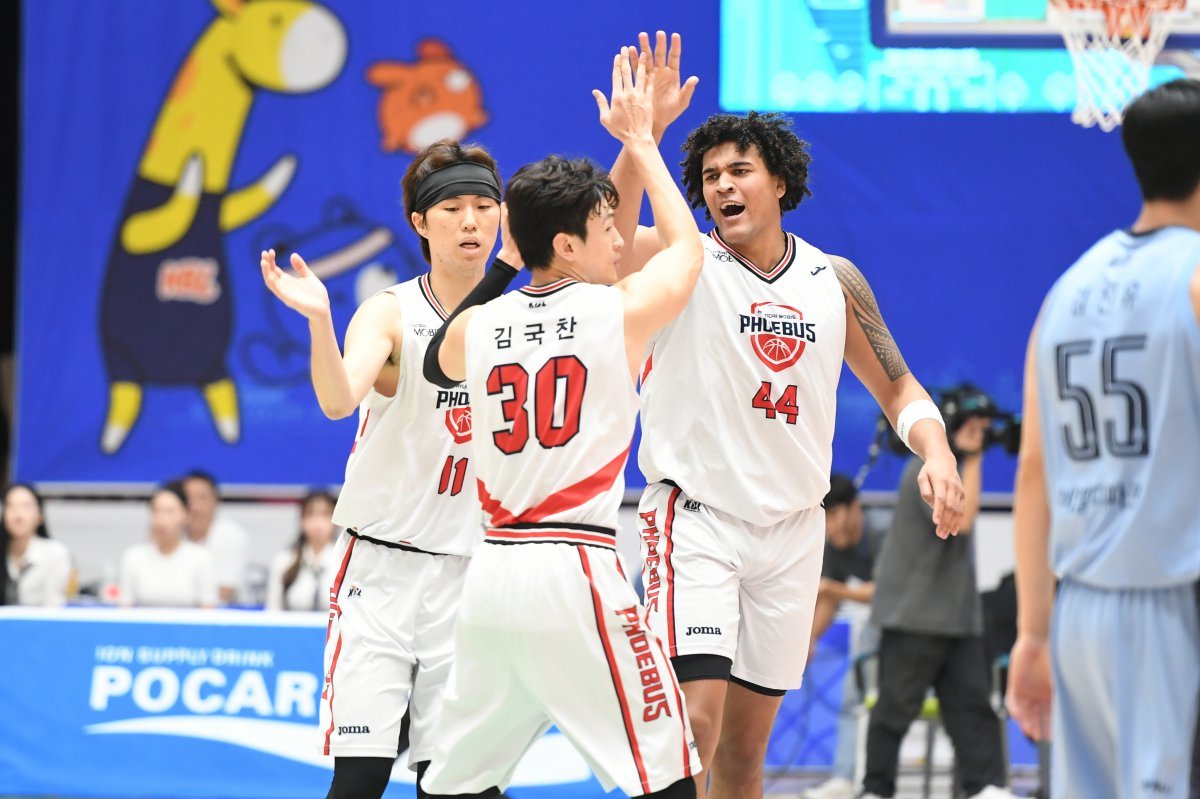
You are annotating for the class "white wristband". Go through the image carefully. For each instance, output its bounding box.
[895,399,945,452]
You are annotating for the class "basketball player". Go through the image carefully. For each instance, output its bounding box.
[419,49,701,798]
[607,57,967,795]
[1007,78,1200,799]
[260,139,520,799]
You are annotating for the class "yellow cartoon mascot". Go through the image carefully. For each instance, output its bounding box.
[98,0,346,453]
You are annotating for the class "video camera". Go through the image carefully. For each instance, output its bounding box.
[883,383,1021,457]
[854,383,1020,486]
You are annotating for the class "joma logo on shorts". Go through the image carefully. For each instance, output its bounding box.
[685,626,721,636]
[338,725,370,735]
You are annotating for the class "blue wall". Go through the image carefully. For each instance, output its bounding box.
[17,0,1142,492]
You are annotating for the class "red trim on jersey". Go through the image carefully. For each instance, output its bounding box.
[322,537,357,755]
[663,486,681,657]
[486,527,616,548]
[709,228,795,282]
[656,636,694,779]
[350,408,371,454]
[476,445,630,527]
[519,278,576,296]
[577,546,651,794]
[419,273,449,320]
[640,351,653,385]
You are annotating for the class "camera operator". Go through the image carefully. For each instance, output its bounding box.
[859,386,1014,799]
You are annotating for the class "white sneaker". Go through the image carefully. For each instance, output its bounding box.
[803,777,857,799]
[968,786,1018,799]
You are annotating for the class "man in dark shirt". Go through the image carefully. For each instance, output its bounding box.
[861,417,1014,799]
[812,474,876,650]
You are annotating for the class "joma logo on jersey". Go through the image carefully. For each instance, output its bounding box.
[337,725,370,735]
[686,626,721,636]
[444,407,472,444]
[740,302,815,372]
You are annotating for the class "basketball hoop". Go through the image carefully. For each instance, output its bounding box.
[1050,0,1185,131]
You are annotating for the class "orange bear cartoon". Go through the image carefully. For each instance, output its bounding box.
[366,39,488,155]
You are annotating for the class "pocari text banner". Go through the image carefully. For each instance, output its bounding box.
[0,608,616,798]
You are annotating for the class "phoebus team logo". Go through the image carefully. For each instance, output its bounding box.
[444,407,472,444]
[739,302,816,372]
[436,388,472,444]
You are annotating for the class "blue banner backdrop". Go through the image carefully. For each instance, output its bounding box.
[17,1,1142,491]
[0,608,618,798]
[0,608,852,797]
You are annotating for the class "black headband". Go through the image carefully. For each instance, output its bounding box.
[413,162,501,213]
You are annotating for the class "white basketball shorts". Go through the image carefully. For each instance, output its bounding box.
[422,529,700,795]
[319,533,469,768]
[637,481,825,692]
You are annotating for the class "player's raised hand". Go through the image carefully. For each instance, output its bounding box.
[495,202,524,271]
[917,452,966,538]
[637,30,699,135]
[1007,634,1053,741]
[594,47,654,145]
[260,248,331,321]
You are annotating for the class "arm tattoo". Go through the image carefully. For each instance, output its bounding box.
[829,255,910,382]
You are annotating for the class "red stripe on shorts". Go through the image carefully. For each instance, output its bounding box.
[577,546,651,795]
[663,486,682,657]
[656,636,693,778]
[322,536,357,754]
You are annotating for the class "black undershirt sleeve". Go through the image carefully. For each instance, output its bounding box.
[422,257,518,389]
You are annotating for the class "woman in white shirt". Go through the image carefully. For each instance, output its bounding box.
[266,490,339,611]
[2,483,73,606]
[119,483,217,608]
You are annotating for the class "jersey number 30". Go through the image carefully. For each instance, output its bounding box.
[487,355,588,454]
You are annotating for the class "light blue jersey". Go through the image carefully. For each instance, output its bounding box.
[1036,226,1200,589]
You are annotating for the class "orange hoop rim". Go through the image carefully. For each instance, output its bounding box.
[1051,0,1187,39]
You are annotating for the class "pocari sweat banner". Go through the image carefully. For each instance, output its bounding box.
[0,608,619,798]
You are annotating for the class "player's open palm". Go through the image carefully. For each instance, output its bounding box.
[260,248,330,321]
[637,30,699,133]
[1007,634,1053,742]
[594,47,654,145]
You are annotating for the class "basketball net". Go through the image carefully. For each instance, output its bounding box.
[1051,0,1184,131]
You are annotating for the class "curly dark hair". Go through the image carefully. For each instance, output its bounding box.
[401,139,501,264]
[680,112,812,219]
[504,156,619,270]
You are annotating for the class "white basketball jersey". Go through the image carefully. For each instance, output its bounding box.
[639,230,847,526]
[332,274,481,556]
[465,279,638,541]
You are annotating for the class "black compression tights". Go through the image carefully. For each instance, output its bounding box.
[326,757,393,799]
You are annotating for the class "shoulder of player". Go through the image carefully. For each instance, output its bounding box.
[350,287,407,344]
[826,253,879,306]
